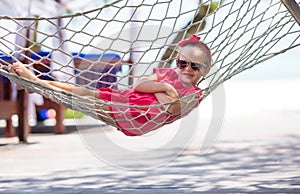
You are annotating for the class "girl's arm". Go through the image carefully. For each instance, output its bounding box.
[133,74,179,99]
[134,74,181,115]
[154,92,181,115]
[155,92,199,115]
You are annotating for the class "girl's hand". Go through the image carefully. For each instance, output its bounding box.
[164,83,179,99]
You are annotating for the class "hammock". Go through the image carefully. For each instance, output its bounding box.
[0,0,299,134]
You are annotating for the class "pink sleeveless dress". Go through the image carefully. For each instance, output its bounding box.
[98,68,202,136]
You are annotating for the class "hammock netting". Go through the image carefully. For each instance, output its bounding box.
[0,0,299,132]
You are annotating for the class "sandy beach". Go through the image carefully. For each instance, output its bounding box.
[0,78,300,193]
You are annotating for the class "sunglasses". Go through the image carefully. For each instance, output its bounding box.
[176,59,207,71]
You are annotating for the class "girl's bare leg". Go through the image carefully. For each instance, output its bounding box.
[9,62,99,98]
[9,62,116,125]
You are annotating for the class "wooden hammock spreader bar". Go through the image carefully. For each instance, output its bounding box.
[281,0,300,25]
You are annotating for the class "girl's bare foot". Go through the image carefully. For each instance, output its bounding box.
[8,62,36,93]
[9,61,63,94]
[9,62,37,82]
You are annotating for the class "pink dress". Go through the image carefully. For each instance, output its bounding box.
[98,68,202,136]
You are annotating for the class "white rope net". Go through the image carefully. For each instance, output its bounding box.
[0,0,299,134]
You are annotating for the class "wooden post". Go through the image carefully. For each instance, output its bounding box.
[6,76,16,137]
[128,49,134,86]
[281,0,300,25]
[16,26,32,143]
[54,104,66,134]
[5,118,15,137]
[17,90,30,142]
[0,76,16,137]
[54,0,66,134]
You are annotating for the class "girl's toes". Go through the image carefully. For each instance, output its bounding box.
[25,88,33,94]
[16,84,24,90]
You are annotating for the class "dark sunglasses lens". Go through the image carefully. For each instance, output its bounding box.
[190,63,201,71]
[177,60,187,69]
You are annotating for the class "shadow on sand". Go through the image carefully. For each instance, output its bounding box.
[1,135,300,193]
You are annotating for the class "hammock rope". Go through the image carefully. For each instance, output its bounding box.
[0,0,299,132]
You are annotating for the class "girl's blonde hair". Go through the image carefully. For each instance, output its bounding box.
[177,35,212,66]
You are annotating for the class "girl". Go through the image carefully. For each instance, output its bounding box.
[9,35,212,136]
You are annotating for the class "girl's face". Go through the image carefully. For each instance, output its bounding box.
[177,46,210,86]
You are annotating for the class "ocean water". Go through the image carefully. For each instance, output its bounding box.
[229,45,300,113]
[231,46,300,81]
[197,45,300,121]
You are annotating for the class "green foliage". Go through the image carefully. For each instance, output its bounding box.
[210,1,219,13]
[65,109,85,119]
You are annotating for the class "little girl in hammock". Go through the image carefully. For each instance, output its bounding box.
[9,35,212,136]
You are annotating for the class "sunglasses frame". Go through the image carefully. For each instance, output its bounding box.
[176,59,207,71]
